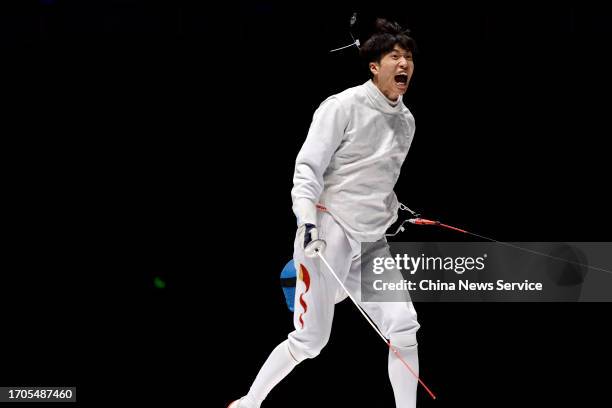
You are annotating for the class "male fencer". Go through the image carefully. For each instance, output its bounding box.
[229,18,421,408]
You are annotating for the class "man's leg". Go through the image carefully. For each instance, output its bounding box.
[234,340,299,408]
[384,305,420,408]
[344,241,421,408]
[356,300,420,408]
[234,212,353,408]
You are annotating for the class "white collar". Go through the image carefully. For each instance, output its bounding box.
[363,80,404,114]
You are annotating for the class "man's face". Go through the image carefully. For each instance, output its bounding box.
[370,45,414,101]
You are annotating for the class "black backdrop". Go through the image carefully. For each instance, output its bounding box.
[2,1,611,406]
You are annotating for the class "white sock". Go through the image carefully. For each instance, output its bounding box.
[241,339,299,408]
[388,344,419,408]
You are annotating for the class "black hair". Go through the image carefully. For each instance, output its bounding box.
[359,18,416,64]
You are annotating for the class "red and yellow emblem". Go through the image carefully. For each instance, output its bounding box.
[298,264,311,329]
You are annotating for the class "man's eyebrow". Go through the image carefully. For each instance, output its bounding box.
[391,48,412,55]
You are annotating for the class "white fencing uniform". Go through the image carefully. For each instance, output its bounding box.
[237,81,420,408]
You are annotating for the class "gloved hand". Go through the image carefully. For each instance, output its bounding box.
[298,223,327,258]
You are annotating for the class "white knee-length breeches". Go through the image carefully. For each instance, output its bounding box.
[287,210,420,362]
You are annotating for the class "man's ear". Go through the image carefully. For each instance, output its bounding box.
[369,62,379,77]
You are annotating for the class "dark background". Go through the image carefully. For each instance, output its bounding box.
[2,1,611,406]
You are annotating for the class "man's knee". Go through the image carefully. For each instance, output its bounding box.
[386,302,420,344]
[287,332,331,362]
[390,332,418,349]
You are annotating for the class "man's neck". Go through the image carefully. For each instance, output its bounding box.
[372,79,400,105]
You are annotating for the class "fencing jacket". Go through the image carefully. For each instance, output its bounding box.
[292,79,416,243]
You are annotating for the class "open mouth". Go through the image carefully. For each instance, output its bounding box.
[394,73,408,86]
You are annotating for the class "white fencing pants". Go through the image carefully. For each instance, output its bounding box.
[243,211,420,408]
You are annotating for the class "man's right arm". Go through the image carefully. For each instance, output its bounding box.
[291,96,348,226]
